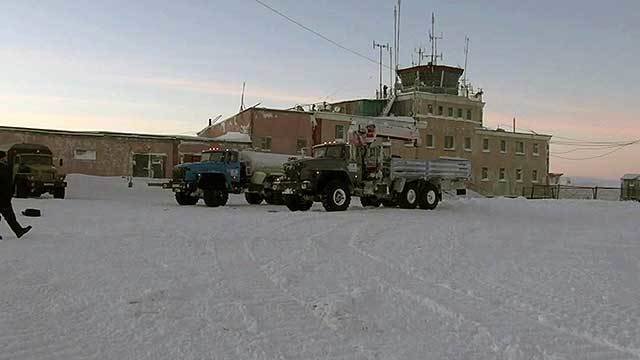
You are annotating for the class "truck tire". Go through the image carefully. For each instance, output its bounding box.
[244,192,264,205]
[53,187,66,200]
[418,182,439,210]
[175,192,198,206]
[381,199,397,208]
[203,190,228,207]
[284,195,312,211]
[399,182,418,209]
[15,182,29,199]
[322,181,351,212]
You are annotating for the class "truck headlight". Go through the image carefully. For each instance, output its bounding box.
[301,181,312,189]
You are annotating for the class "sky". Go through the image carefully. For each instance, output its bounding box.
[1,0,639,179]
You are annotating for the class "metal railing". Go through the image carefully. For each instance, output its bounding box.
[523,184,621,201]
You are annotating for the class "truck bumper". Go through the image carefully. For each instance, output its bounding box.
[164,181,196,193]
[274,180,313,196]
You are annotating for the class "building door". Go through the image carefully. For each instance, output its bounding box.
[133,154,166,178]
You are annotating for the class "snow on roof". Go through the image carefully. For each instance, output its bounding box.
[0,125,216,142]
[212,132,251,143]
[622,174,640,180]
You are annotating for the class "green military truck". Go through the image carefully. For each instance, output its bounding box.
[3,143,67,199]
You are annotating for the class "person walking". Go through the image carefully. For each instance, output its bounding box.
[0,150,32,240]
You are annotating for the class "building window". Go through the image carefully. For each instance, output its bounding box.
[448,107,454,117]
[457,108,463,118]
[444,136,455,150]
[438,106,444,115]
[482,138,490,152]
[516,168,523,182]
[499,168,506,182]
[533,143,540,156]
[466,110,472,120]
[74,149,96,160]
[427,104,433,114]
[532,170,539,183]
[516,141,525,154]
[481,167,489,181]
[335,124,346,140]
[260,137,272,151]
[425,134,435,148]
[464,137,472,151]
[500,140,507,153]
[296,139,307,152]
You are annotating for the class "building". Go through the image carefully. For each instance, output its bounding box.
[621,174,640,201]
[0,126,250,178]
[199,64,552,197]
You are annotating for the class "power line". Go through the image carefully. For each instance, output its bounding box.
[253,0,390,70]
[550,139,640,160]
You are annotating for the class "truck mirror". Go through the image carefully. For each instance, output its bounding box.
[59,159,64,167]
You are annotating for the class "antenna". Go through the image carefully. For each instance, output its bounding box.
[393,5,397,91]
[239,82,246,112]
[396,0,401,70]
[427,12,443,65]
[463,36,470,91]
[373,41,390,98]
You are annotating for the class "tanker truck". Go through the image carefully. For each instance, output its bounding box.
[165,148,303,207]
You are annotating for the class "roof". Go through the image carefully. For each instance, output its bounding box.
[0,125,216,143]
[397,64,465,75]
[211,132,252,143]
[622,174,640,180]
[197,106,311,136]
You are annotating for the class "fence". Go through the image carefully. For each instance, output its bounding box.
[523,184,621,201]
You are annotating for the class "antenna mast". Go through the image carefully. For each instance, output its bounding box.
[239,81,246,112]
[396,0,401,70]
[373,41,390,98]
[463,36,470,89]
[428,12,443,65]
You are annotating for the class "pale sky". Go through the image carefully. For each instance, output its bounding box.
[1,0,639,179]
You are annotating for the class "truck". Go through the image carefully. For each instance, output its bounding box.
[2,143,67,199]
[165,148,301,207]
[274,117,471,212]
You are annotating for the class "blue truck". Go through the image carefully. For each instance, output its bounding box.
[165,148,298,207]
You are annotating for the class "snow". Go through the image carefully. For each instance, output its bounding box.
[212,132,252,143]
[2,175,640,359]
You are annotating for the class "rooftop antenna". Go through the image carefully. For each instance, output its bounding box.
[393,5,397,91]
[463,36,470,85]
[396,0,401,70]
[428,12,443,65]
[373,41,390,99]
[239,81,246,112]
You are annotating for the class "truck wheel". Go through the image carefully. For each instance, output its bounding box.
[322,181,351,212]
[284,195,300,211]
[399,183,418,209]
[15,183,28,199]
[175,192,198,206]
[418,183,439,210]
[53,187,66,199]
[381,199,397,208]
[203,190,228,207]
[244,192,264,205]
[298,200,313,211]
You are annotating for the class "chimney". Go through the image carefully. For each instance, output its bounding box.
[209,118,212,126]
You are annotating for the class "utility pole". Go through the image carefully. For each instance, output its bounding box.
[393,5,397,91]
[396,0,401,70]
[373,41,390,98]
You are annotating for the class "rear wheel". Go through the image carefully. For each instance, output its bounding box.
[418,182,439,210]
[244,192,264,205]
[53,187,66,199]
[175,192,198,205]
[399,183,418,209]
[203,190,228,207]
[322,181,351,212]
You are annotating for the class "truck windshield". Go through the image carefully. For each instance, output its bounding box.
[313,145,346,159]
[201,152,225,162]
[18,155,52,165]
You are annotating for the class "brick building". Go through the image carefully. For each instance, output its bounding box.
[0,126,250,178]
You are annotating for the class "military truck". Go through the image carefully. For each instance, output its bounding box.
[165,148,300,207]
[3,143,67,199]
[275,117,470,212]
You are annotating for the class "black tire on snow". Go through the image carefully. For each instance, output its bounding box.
[284,195,300,211]
[298,200,313,211]
[418,182,439,210]
[175,192,198,206]
[203,190,228,207]
[53,188,66,199]
[244,192,264,205]
[322,181,351,212]
[399,182,418,209]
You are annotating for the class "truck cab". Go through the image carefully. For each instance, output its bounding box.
[5,143,67,199]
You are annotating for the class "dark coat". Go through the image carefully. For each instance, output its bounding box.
[0,160,12,207]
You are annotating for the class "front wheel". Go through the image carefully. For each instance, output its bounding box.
[175,192,198,205]
[399,183,418,209]
[203,190,229,207]
[244,192,264,205]
[53,187,66,199]
[418,182,439,210]
[322,181,351,212]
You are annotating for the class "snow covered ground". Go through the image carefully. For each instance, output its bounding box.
[1,175,640,360]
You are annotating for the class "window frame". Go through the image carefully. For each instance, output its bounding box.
[532,169,539,183]
[437,106,444,116]
[481,167,489,181]
[444,135,455,150]
[425,134,435,149]
[448,107,454,117]
[464,137,472,151]
[499,168,506,182]
[261,136,272,151]
[500,140,507,153]
[457,108,463,118]
[516,168,523,182]
[335,124,346,140]
[515,141,525,155]
[533,143,540,156]
[482,138,490,152]
[466,109,472,120]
